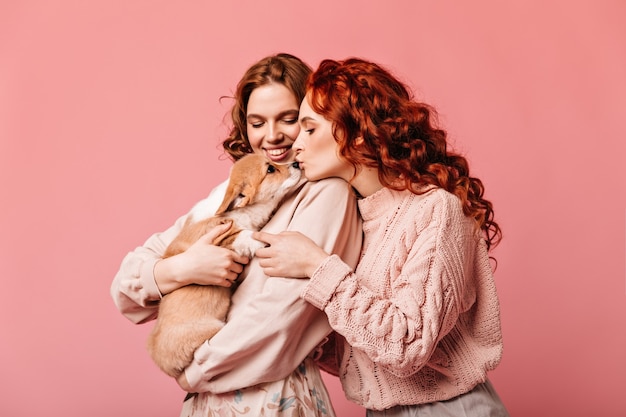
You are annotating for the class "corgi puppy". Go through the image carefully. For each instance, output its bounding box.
[147,153,302,378]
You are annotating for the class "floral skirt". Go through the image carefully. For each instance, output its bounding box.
[179,358,336,417]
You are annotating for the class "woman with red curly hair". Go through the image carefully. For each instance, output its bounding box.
[254,58,509,416]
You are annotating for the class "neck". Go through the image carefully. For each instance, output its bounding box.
[350,167,384,198]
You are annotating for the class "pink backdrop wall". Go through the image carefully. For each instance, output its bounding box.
[1,1,625,415]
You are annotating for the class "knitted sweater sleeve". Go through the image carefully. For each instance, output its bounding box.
[302,191,476,378]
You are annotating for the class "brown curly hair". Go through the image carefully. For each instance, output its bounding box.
[222,53,312,161]
[307,58,502,250]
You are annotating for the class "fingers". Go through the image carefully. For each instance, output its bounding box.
[176,371,192,391]
[214,269,240,288]
[257,257,270,268]
[252,231,274,245]
[200,222,233,243]
[254,245,274,259]
[229,258,247,273]
[197,225,250,265]
[231,253,249,265]
[218,277,236,288]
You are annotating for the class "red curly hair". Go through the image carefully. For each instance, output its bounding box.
[307,58,501,250]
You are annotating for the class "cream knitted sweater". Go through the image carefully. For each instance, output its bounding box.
[302,187,503,410]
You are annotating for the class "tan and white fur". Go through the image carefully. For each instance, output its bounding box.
[147,153,302,378]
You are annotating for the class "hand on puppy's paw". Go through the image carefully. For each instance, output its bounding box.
[232,230,267,258]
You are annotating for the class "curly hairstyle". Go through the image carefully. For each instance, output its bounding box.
[222,53,312,161]
[307,58,502,250]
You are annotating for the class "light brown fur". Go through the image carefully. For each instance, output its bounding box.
[146,154,301,378]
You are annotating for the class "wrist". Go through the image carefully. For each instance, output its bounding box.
[154,256,188,294]
[307,250,330,278]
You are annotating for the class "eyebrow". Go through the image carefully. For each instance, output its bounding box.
[299,116,314,124]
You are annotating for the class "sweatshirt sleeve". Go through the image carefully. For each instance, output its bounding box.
[110,180,228,325]
[184,178,363,393]
[302,191,477,378]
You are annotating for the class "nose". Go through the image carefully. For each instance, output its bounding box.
[266,122,282,143]
[291,161,300,169]
[293,131,304,152]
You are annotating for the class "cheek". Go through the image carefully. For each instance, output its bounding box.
[283,124,301,141]
[246,127,264,152]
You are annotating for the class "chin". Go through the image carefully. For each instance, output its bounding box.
[302,171,323,182]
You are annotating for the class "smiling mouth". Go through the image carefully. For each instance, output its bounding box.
[265,147,291,160]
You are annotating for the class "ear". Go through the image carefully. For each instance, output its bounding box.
[215,180,255,214]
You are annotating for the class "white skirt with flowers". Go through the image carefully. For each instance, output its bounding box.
[179,358,336,417]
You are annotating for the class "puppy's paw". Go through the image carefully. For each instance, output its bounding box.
[232,230,267,258]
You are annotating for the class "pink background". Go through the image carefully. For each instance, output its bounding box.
[1,1,625,415]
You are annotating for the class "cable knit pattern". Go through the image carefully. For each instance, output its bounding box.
[302,187,503,410]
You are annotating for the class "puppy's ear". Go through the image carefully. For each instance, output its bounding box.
[215,154,264,214]
[215,180,256,214]
[210,219,235,246]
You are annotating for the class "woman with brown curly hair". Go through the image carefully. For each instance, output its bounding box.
[254,58,509,416]
[111,53,363,416]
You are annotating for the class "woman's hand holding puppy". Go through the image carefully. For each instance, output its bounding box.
[154,223,249,295]
[253,231,329,279]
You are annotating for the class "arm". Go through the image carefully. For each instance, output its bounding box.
[110,213,188,324]
[183,179,363,393]
[110,180,247,324]
[303,193,477,378]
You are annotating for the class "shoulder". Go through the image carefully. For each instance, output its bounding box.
[263,178,360,236]
[188,179,229,221]
[274,178,357,223]
[399,188,470,235]
[304,177,352,191]
[299,178,354,199]
[392,187,463,215]
[410,187,463,217]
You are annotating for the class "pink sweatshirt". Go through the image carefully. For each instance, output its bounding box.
[111,177,362,393]
[303,187,504,410]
